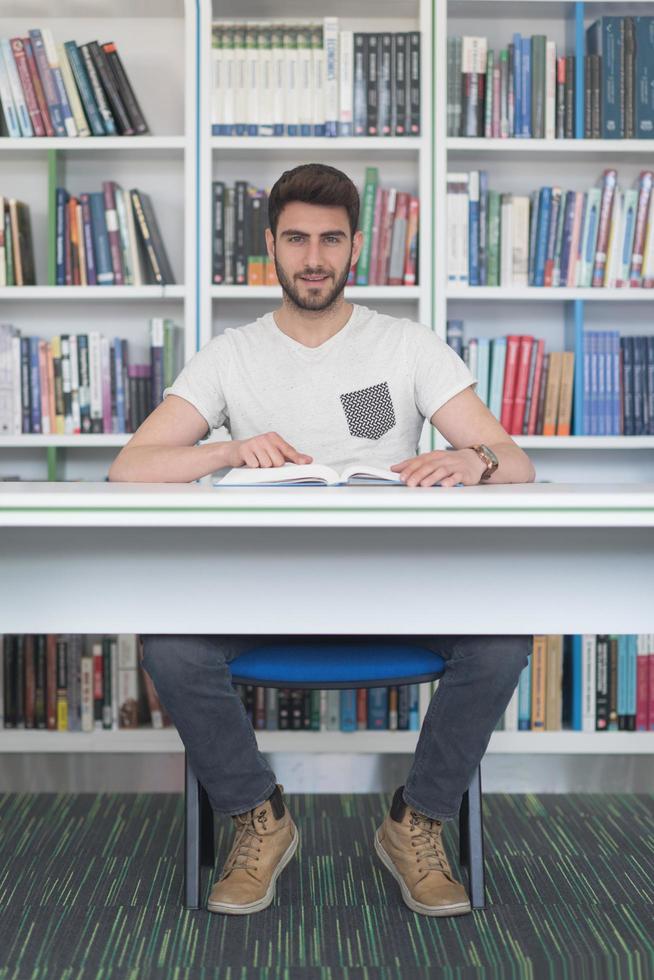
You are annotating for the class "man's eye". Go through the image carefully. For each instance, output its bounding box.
[290,236,304,243]
[324,236,339,243]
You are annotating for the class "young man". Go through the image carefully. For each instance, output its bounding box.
[109,163,534,918]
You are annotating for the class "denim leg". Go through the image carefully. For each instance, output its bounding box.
[402,635,531,821]
[140,634,279,816]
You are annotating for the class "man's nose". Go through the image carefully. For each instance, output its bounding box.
[305,239,324,268]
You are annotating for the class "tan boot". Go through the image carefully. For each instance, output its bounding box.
[207,784,299,915]
[374,785,471,917]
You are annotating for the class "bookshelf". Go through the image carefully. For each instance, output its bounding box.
[1,0,653,761]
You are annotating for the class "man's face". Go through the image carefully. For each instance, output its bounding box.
[265,201,363,312]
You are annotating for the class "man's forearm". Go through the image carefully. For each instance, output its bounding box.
[108,441,234,483]
[485,441,536,484]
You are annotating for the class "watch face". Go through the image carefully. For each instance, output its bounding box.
[480,444,499,467]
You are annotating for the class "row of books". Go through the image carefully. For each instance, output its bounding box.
[586,17,654,139]
[0,30,148,138]
[211,171,420,288]
[0,320,183,436]
[446,169,654,288]
[54,183,175,287]
[0,197,35,286]
[583,332,654,437]
[447,34,576,140]
[0,634,422,733]
[211,20,421,138]
[501,635,654,732]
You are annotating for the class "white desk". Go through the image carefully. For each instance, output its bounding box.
[0,482,652,635]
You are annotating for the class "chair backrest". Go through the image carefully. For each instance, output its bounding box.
[229,642,446,689]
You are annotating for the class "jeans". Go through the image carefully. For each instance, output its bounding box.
[140,634,530,822]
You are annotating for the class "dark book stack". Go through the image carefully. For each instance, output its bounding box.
[54,183,175,286]
[353,31,421,137]
[212,181,278,286]
[0,196,35,285]
[0,29,148,138]
[586,16,654,139]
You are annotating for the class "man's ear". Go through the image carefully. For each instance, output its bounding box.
[265,228,275,261]
[351,229,364,268]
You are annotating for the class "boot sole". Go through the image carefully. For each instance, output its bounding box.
[374,829,471,917]
[207,824,299,915]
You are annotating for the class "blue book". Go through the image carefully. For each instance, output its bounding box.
[633,336,646,435]
[64,41,105,136]
[517,659,532,730]
[113,339,125,433]
[340,690,357,731]
[647,337,654,434]
[468,171,480,286]
[55,188,69,286]
[582,332,590,435]
[409,684,420,731]
[476,337,491,406]
[621,336,634,435]
[617,634,628,727]
[479,171,488,285]
[89,193,114,285]
[558,192,577,286]
[571,635,583,731]
[590,331,600,436]
[489,338,507,419]
[635,17,654,138]
[520,37,531,136]
[612,331,621,436]
[527,189,540,285]
[627,635,638,725]
[533,187,552,287]
[597,331,606,437]
[603,331,613,436]
[28,29,66,136]
[367,687,388,730]
[29,336,42,434]
[513,34,522,135]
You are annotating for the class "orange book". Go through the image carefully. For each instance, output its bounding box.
[264,258,279,286]
[68,198,80,285]
[530,635,548,731]
[542,350,563,436]
[403,195,419,285]
[526,339,545,435]
[556,351,575,435]
[509,335,534,434]
[545,635,563,730]
[38,339,51,434]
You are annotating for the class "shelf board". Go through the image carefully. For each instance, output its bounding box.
[0,286,185,301]
[211,136,424,154]
[446,286,654,301]
[0,728,652,753]
[0,136,186,152]
[447,137,654,157]
[514,436,654,449]
[0,435,132,448]
[212,285,422,300]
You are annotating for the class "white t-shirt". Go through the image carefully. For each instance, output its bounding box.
[163,304,476,472]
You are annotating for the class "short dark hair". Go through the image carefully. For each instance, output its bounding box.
[268,163,360,239]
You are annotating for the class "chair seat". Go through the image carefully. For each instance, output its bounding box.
[229,642,446,689]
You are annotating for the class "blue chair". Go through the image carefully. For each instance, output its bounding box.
[184,642,486,911]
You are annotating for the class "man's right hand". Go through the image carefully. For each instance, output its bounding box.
[227,432,313,468]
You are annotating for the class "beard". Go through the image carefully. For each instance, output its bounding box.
[274,247,353,312]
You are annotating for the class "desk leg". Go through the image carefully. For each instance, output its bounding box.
[184,755,203,910]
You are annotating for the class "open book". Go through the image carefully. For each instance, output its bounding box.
[213,463,404,487]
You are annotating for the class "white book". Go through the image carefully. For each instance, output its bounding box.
[124,190,143,286]
[245,25,259,134]
[0,325,14,434]
[324,17,339,137]
[271,24,285,135]
[114,187,133,285]
[311,23,326,135]
[604,189,623,288]
[617,188,638,287]
[503,686,519,732]
[298,24,313,134]
[257,25,274,136]
[500,193,514,287]
[512,195,531,287]
[80,653,94,733]
[211,25,224,133]
[69,333,81,434]
[214,462,404,487]
[222,26,236,134]
[338,30,353,136]
[641,191,654,286]
[1,39,32,137]
[41,28,77,136]
[12,334,21,434]
[446,173,469,286]
[582,634,596,732]
[0,47,20,137]
[88,331,103,432]
[545,41,556,140]
[468,337,478,381]
[60,335,73,435]
[233,26,248,133]
[100,333,111,433]
[283,26,300,134]
[118,634,139,728]
[57,42,90,137]
[578,187,601,288]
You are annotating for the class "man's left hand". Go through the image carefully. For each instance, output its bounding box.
[391,449,486,487]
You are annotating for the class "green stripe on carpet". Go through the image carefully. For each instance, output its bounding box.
[0,793,652,979]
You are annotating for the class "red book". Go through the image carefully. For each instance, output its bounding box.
[636,637,650,731]
[629,171,653,286]
[357,689,367,730]
[509,336,534,434]
[648,647,654,732]
[526,339,545,435]
[23,37,55,137]
[592,170,618,287]
[388,192,410,285]
[377,187,397,285]
[500,335,521,430]
[367,186,385,286]
[11,38,46,136]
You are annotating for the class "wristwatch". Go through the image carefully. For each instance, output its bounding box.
[469,444,499,482]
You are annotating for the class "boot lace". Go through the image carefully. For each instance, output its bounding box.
[220,807,269,878]
[409,810,455,880]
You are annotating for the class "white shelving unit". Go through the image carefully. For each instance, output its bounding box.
[1,0,652,764]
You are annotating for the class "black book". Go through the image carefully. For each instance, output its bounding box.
[16,202,35,285]
[102,41,149,134]
[378,33,392,136]
[109,342,117,430]
[564,55,575,138]
[79,43,117,135]
[366,33,379,136]
[591,54,602,138]
[392,33,407,136]
[408,31,421,135]
[129,189,175,285]
[35,635,46,730]
[234,180,248,285]
[20,337,31,433]
[624,17,635,139]
[212,181,225,284]
[584,55,592,137]
[128,373,138,433]
[290,690,303,730]
[3,635,16,728]
[595,634,610,730]
[88,41,134,135]
[353,33,368,136]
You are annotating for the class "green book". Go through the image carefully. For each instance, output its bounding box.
[486,190,500,286]
[356,166,379,285]
[484,50,494,136]
[4,205,14,286]
[531,35,547,139]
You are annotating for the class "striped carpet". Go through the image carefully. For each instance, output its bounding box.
[0,793,652,979]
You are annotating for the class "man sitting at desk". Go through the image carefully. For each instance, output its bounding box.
[108,163,535,918]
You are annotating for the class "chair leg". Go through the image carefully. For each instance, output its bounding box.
[184,753,203,909]
[462,765,487,910]
[199,781,215,869]
[458,789,470,867]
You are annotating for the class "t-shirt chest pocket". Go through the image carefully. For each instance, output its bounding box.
[339,381,396,441]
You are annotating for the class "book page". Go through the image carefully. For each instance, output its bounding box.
[339,464,403,485]
[214,463,338,486]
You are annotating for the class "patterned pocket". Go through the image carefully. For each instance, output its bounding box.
[340,381,396,440]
